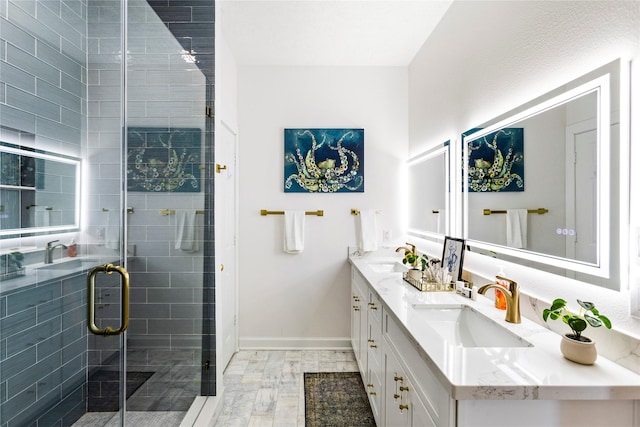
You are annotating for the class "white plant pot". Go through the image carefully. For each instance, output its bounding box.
[560,334,597,365]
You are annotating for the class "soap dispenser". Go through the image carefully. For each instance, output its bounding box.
[68,239,77,258]
[495,266,507,310]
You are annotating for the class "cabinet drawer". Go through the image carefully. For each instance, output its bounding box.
[367,291,382,324]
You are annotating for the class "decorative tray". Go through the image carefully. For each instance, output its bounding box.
[402,271,455,293]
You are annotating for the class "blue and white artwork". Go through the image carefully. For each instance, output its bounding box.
[284,128,364,193]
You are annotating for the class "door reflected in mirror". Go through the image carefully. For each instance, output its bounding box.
[407,142,449,240]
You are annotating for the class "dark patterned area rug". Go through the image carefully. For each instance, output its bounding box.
[87,370,154,412]
[304,372,376,427]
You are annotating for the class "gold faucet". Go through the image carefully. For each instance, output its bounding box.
[477,276,521,323]
[396,243,418,267]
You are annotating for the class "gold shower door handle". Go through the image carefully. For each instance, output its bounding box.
[88,264,130,336]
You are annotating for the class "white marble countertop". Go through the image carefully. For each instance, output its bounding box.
[349,248,640,401]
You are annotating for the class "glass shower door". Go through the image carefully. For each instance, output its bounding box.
[120,0,214,421]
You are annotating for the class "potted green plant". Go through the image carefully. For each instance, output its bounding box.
[401,252,431,270]
[542,298,611,365]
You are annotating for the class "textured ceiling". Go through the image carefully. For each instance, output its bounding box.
[219,0,454,66]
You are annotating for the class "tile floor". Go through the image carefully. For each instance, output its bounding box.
[73,349,358,426]
[215,350,359,427]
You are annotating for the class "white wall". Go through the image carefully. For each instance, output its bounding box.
[409,1,640,372]
[237,66,407,348]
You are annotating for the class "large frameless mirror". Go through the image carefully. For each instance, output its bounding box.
[463,59,627,290]
[407,141,449,241]
[0,142,80,238]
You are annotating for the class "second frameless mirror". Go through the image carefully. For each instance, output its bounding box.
[407,142,449,240]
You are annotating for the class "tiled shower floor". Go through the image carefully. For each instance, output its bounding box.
[72,348,199,426]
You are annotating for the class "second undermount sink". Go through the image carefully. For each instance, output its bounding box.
[410,304,532,348]
[37,258,99,271]
[366,259,408,274]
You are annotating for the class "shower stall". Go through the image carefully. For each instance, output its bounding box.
[0,0,216,425]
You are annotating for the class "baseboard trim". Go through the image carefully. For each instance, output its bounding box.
[239,337,352,350]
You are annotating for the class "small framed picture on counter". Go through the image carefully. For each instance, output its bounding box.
[441,236,465,281]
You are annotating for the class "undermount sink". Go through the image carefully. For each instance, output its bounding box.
[367,260,408,274]
[37,258,99,271]
[410,304,532,348]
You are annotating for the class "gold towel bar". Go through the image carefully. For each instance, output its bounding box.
[260,209,324,216]
[102,207,135,214]
[483,208,548,216]
[160,209,205,216]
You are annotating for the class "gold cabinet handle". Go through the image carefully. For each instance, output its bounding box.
[399,386,409,392]
[220,264,225,271]
[394,393,400,399]
[353,306,360,311]
[399,404,409,411]
[394,376,403,382]
[369,391,377,395]
[88,264,130,336]
[216,164,227,173]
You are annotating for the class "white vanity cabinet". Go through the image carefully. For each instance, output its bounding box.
[352,268,383,424]
[349,258,640,427]
[351,266,454,427]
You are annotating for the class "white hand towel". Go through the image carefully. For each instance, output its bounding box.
[284,210,305,253]
[175,210,198,252]
[35,206,50,227]
[105,209,120,251]
[358,210,378,252]
[506,209,528,248]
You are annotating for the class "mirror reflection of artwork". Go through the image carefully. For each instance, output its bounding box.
[466,128,524,192]
[284,128,364,193]
[127,127,201,192]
